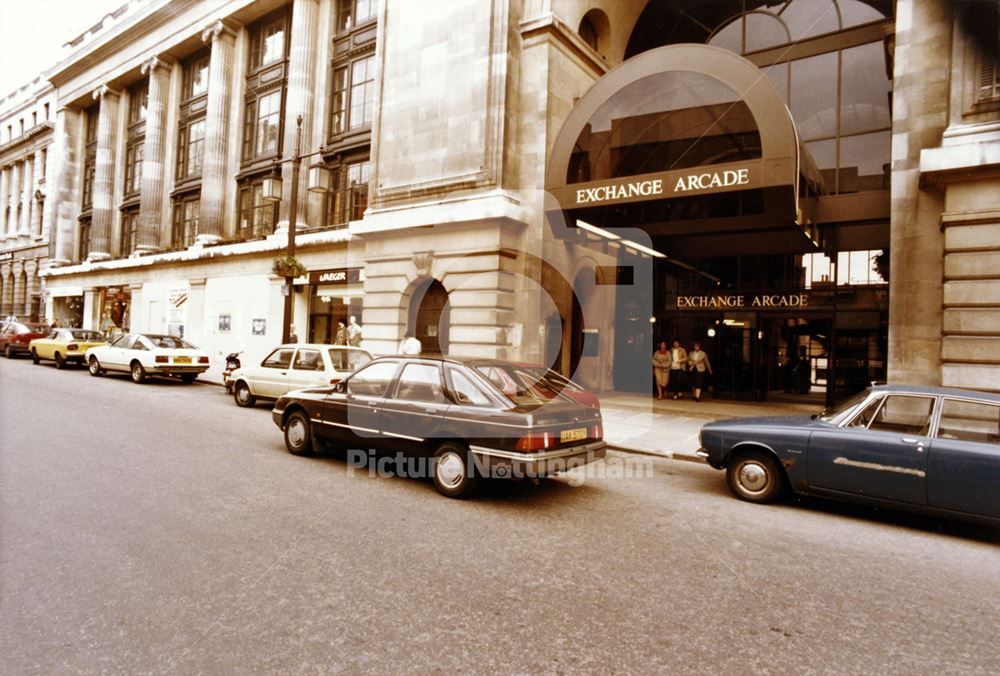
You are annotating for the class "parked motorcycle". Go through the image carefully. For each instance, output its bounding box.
[222,350,243,393]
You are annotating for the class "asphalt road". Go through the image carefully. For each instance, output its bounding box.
[2,356,999,674]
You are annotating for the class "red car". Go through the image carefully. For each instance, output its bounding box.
[0,322,50,359]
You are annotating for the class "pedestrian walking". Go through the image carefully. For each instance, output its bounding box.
[652,341,670,400]
[347,315,362,347]
[399,330,422,355]
[669,339,687,399]
[688,340,712,402]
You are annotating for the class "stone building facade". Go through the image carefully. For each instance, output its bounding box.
[0,78,56,322]
[28,0,1000,396]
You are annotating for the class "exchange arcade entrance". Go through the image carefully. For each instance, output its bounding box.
[544,43,891,407]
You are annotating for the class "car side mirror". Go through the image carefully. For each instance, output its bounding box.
[451,390,472,405]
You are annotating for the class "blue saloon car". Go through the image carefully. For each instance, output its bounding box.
[698,385,1000,525]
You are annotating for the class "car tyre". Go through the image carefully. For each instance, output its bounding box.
[31,348,40,364]
[233,381,256,408]
[88,356,103,377]
[726,450,786,504]
[4,345,13,359]
[432,442,478,499]
[130,361,147,384]
[284,411,314,456]
[55,352,66,370]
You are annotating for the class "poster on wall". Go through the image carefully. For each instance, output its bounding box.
[168,287,188,338]
[218,314,231,333]
[252,318,266,336]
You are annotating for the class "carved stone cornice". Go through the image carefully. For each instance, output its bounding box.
[201,19,239,45]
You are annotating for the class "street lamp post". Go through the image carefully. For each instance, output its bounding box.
[263,115,332,345]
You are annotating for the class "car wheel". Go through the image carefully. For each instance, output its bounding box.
[55,352,66,370]
[4,345,13,359]
[180,373,197,384]
[432,443,478,499]
[88,356,103,377]
[726,450,786,504]
[130,361,147,384]
[31,348,39,364]
[233,381,256,408]
[284,411,314,456]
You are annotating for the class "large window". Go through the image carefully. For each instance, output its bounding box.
[329,55,375,137]
[123,141,144,197]
[81,106,98,211]
[78,217,91,261]
[176,51,209,184]
[336,0,375,34]
[172,193,199,248]
[242,13,289,167]
[326,158,369,226]
[120,208,138,255]
[238,178,278,239]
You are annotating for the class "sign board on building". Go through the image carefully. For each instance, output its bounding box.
[309,267,363,285]
[674,293,810,310]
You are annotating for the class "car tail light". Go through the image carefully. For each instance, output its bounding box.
[155,355,169,364]
[515,432,552,452]
[329,378,341,385]
[67,343,79,351]
[591,423,603,440]
[198,356,209,364]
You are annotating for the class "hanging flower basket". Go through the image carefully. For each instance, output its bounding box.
[273,256,307,278]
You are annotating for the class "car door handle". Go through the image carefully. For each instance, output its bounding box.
[368,401,379,408]
[901,437,925,451]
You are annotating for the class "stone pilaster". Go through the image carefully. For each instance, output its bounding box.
[51,108,82,265]
[89,85,121,261]
[198,19,238,244]
[137,55,175,253]
[19,155,33,238]
[7,161,20,240]
[279,0,320,226]
[33,148,45,237]
[0,166,8,237]
[12,261,25,317]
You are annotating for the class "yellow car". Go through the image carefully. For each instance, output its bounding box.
[30,328,107,369]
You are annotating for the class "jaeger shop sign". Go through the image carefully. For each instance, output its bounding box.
[309,267,363,285]
[675,293,810,309]
[573,166,753,206]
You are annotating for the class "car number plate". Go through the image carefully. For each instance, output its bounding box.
[560,428,586,443]
[173,356,192,364]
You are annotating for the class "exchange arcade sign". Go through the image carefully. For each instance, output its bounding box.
[572,166,752,207]
[675,293,809,310]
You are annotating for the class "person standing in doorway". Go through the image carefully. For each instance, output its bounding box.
[688,341,713,402]
[347,315,362,347]
[399,330,422,355]
[334,320,347,345]
[669,339,688,399]
[652,341,670,400]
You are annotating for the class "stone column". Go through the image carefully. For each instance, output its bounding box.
[137,55,174,254]
[7,161,21,240]
[19,155,33,238]
[51,108,82,265]
[279,0,320,227]
[198,19,238,244]
[127,282,143,332]
[82,287,98,330]
[33,148,45,237]
[186,277,207,348]
[89,85,121,261]
[0,166,8,237]
[12,261,25,317]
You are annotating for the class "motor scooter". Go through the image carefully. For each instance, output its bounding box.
[222,350,243,393]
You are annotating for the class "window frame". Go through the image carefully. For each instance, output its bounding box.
[171,192,200,249]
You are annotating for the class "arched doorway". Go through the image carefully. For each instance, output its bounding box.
[409,279,450,354]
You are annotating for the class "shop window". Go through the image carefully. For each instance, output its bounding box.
[238,178,278,239]
[172,194,199,248]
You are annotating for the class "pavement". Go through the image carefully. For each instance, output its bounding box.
[597,392,821,460]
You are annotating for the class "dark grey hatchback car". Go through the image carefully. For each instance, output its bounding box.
[272,356,606,498]
[698,385,1000,525]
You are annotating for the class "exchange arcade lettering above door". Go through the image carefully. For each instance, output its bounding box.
[675,293,810,309]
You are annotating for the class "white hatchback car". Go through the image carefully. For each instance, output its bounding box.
[230,343,373,407]
[86,333,210,384]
